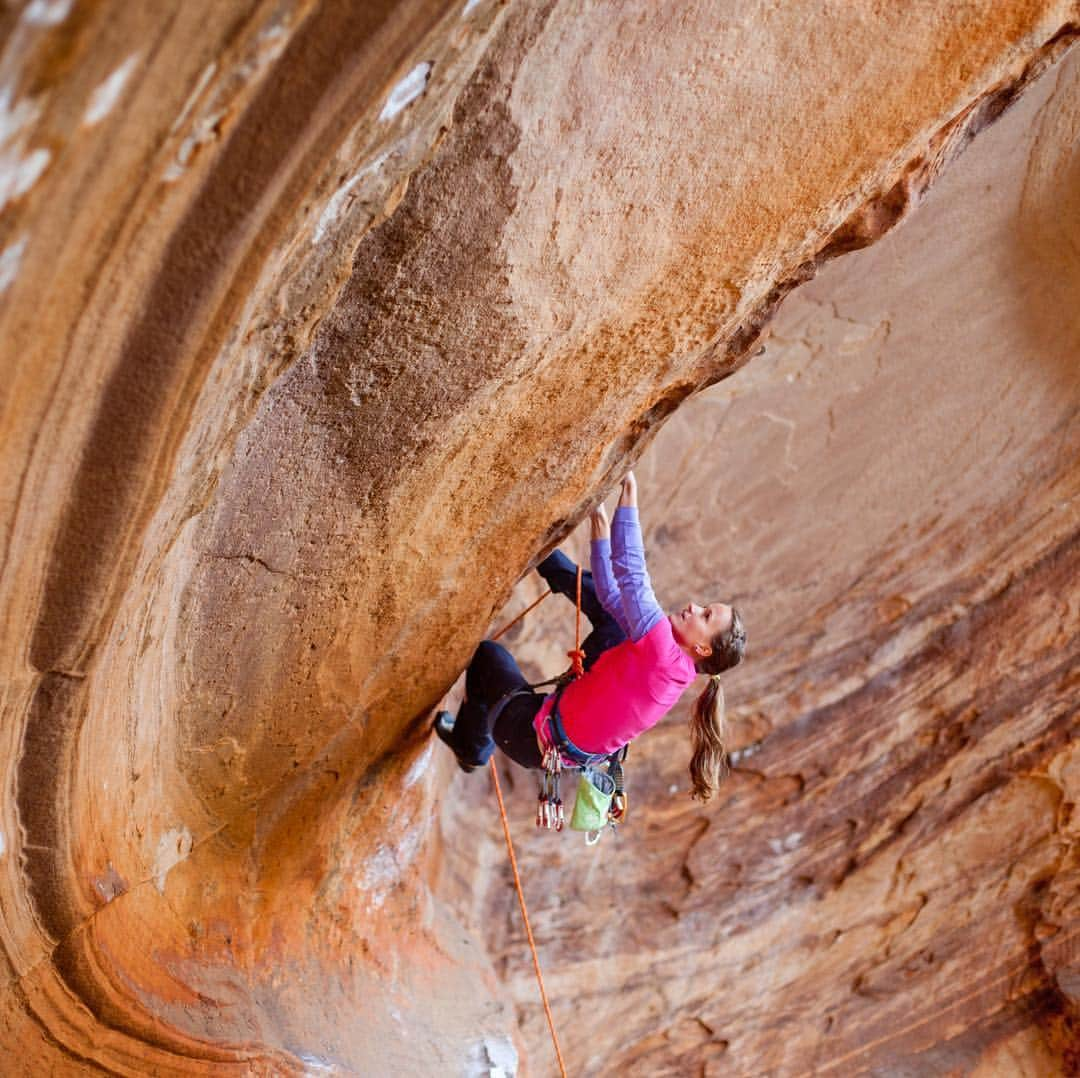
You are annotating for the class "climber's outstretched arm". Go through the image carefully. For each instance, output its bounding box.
[590,504,632,637]
[611,472,664,641]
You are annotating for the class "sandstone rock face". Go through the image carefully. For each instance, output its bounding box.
[0,1,1077,1074]
[453,47,1080,1075]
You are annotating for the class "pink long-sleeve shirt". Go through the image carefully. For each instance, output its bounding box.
[534,508,697,757]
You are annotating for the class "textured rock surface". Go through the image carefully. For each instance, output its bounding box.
[0,0,1077,1074]
[449,48,1080,1075]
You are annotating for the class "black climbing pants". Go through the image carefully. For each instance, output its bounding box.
[445,548,627,769]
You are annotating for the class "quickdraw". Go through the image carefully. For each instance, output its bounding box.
[537,745,564,831]
[609,749,628,823]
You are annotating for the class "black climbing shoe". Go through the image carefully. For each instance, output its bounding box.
[433,710,478,773]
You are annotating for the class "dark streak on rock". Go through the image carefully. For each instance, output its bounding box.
[18,0,460,1064]
[48,929,248,1067]
[29,0,456,673]
[17,673,84,946]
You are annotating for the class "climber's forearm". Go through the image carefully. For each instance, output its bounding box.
[590,535,631,635]
[610,506,664,640]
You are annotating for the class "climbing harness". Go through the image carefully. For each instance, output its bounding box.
[537,679,628,841]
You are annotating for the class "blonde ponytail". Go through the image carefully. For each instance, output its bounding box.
[688,675,730,801]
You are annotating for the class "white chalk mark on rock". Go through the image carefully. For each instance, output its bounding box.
[0,86,37,145]
[360,847,398,909]
[297,1054,340,1074]
[234,20,290,82]
[154,826,193,894]
[312,150,390,244]
[0,235,28,294]
[359,824,423,909]
[163,109,224,183]
[464,1036,519,1077]
[760,410,797,473]
[22,0,73,26]
[0,830,6,859]
[171,62,217,134]
[729,739,762,764]
[346,363,377,405]
[313,172,362,242]
[404,741,433,789]
[768,831,803,856]
[463,0,485,16]
[0,86,53,210]
[0,146,49,209]
[379,62,432,122]
[161,19,294,184]
[83,54,140,127]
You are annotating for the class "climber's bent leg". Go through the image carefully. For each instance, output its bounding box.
[537,549,607,625]
[537,549,626,670]
[492,692,545,770]
[446,640,531,766]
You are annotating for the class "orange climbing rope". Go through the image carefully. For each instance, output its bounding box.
[567,565,585,677]
[485,563,584,1078]
[491,587,552,643]
[490,757,569,1078]
[492,566,586,681]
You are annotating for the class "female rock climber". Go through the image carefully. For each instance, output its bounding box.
[434,471,746,801]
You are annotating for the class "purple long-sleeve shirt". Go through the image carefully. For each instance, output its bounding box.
[589,506,666,641]
[534,506,696,756]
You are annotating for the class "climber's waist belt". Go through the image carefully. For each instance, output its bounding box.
[548,684,609,768]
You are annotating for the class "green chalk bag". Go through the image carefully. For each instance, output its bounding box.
[569,766,615,833]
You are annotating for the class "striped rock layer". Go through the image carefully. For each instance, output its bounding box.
[0,1,1077,1074]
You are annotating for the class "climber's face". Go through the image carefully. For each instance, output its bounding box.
[670,602,732,657]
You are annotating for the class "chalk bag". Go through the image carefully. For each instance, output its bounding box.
[569,766,615,834]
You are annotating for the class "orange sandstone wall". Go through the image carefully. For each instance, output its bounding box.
[0,1,1076,1073]
[453,47,1079,1075]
